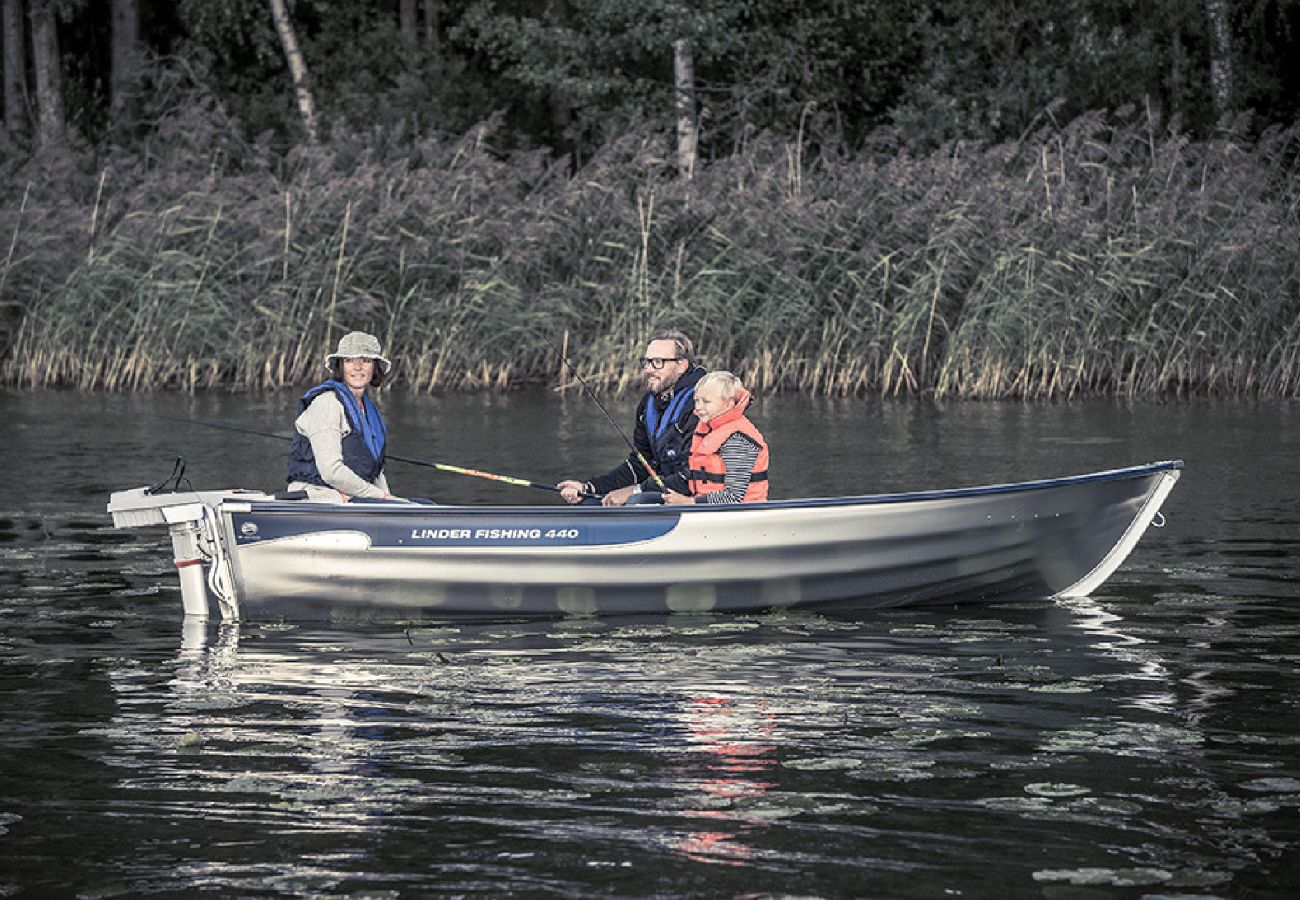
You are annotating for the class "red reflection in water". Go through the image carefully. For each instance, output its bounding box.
[675,695,777,866]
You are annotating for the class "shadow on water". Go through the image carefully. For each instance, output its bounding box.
[2,390,1299,895]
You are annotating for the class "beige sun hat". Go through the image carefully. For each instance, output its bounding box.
[326,331,392,375]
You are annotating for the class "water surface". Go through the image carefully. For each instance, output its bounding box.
[2,390,1297,896]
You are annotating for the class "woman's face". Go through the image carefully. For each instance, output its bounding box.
[342,356,375,393]
[693,383,735,424]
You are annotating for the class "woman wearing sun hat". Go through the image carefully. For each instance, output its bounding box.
[286,331,398,502]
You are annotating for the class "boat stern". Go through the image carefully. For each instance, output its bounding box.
[108,487,265,620]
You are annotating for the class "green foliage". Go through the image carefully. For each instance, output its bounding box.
[881,0,1297,145]
[292,7,498,141]
[172,0,299,143]
[8,0,1297,161]
[1235,0,1300,123]
[708,0,921,148]
[451,0,752,154]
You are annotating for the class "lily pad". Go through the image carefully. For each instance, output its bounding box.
[1032,866,1172,886]
[1025,782,1091,798]
[1240,777,1300,792]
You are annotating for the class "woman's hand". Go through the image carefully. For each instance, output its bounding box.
[663,490,694,505]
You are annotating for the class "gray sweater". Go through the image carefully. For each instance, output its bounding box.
[287,392,391,501]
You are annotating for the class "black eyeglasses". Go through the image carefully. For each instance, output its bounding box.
[640,357,682,370]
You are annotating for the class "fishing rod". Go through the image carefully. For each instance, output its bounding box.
[149,414,573,497]
[555,350,668,492]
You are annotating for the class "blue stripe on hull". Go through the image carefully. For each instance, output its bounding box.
[232,511,680,548]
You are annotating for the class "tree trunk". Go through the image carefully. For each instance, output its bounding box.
[110,0,139,125]
[423,0,439,52]
[549,92,573,165]
[1169,27,1184,121]
[1204,0,1233,121]
[2,0,25,135]
[672,37,698,180]
[267,0,319,143]
[29,0,62,146]
[399,0,417,46]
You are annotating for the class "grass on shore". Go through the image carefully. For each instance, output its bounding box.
[2,107,1298,398]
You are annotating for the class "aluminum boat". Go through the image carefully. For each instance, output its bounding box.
[107,460,1181,622]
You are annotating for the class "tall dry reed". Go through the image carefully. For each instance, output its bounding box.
[2,106,1297,398]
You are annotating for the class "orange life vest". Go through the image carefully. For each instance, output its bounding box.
[687,392,770,502]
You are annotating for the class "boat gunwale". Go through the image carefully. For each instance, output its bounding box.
[228,460,1184,517]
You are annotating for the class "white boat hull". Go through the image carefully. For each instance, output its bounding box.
[108,461,1181,621]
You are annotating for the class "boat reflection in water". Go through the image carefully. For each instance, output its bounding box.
[96,591,1295,896]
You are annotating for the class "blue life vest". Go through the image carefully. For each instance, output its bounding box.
[285,381,387,488]
[586,364,706,495]
[643,381,697,477]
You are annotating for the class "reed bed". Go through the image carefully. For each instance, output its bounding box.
[2,107,1298,397]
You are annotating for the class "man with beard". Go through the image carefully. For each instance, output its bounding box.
[557,330,706,507]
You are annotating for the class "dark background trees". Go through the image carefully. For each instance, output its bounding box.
[0,0,1297,160]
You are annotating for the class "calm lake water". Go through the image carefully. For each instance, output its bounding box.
[2,389,1298,897]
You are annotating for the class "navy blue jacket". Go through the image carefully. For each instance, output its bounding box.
[588,364,706,495]
[285,382,386,488]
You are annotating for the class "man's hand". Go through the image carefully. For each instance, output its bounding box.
[601,485,638,507]
[663,490,693,505]
[556,480,587,504]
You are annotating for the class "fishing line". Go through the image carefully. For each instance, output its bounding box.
[148,414,578,497]
[554,350,668,491]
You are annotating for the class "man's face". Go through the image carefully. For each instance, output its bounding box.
[641,339,688,394]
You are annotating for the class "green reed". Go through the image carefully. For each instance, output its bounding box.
[1,107,1297,397]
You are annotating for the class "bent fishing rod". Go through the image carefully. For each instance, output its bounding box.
[555,350,668,492]
[149,414,576,497]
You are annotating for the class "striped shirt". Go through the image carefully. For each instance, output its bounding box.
[697,432,762,504]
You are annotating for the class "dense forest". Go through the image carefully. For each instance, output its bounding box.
[1,1,1298,396]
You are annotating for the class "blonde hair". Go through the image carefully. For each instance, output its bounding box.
[697,370,743,402]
